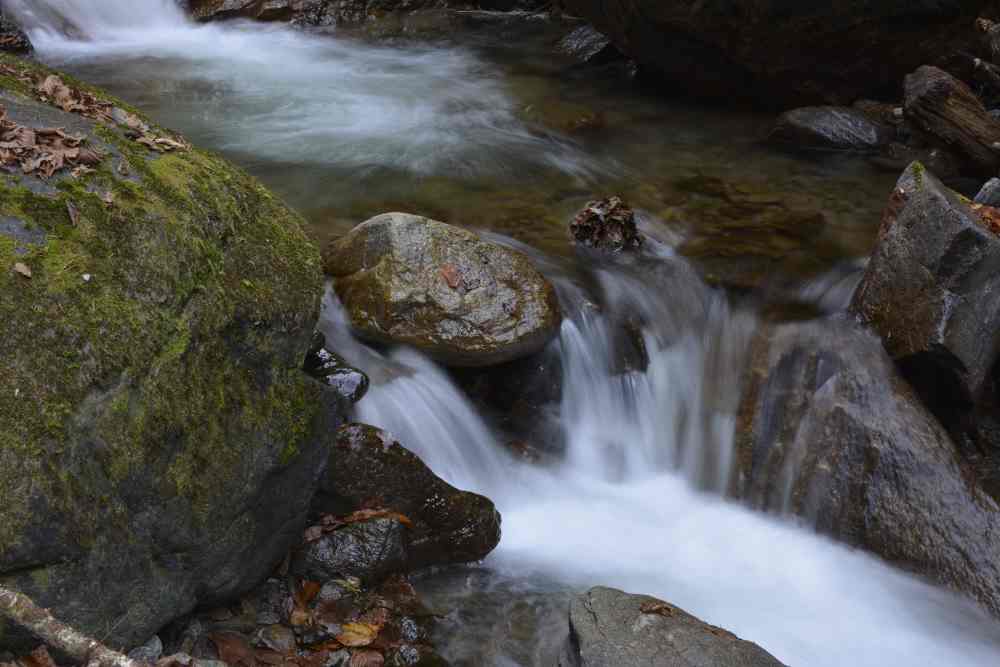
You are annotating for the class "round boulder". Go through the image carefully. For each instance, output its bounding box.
[323,213,561,367]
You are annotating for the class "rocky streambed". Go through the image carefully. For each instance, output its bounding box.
[5,1,1000,666]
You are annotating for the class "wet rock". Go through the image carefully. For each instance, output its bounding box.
[904,65,1000,175]
[570,197,642,253]
[556,25,620,66]
[305,331,370,403]
[0,58,342,651]
[850,162,1000,428]
[323,212,561,367]
[975,177,1000,206]
[292,517,409,584]
[253,624,297,654]
[188,0,545,25]
[316,423,501,569]
[734,318,1000,616]
[561,587,785,667]
[128,635,164,663]
[560,1,983,107]
[0,11,31,54]
[769,106,894,152]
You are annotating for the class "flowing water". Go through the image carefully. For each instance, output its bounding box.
[10,1,1000,665]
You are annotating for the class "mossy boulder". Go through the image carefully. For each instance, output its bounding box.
[0,56,342,650]
[323,213,561,367]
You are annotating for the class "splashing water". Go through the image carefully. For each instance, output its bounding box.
[11,1,1000,664]
[6,0,600,178]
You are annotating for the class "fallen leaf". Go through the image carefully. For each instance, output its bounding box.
[13,262,31,279]
[335,622,379,647]
[66,201,80,226]
[209,631,258,667]
[20,647,56,667]
[639,601,676,617]
[440,263,462,289]
[348,650,384,667]
[254,650,286,666]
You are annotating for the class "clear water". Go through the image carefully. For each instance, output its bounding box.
[10,2,1000,665]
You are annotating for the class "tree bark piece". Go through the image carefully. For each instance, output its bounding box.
[0,586,142,667]
[904,65,1000,174]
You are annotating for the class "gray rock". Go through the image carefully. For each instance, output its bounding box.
[323,213,562,367]
[561,587,785,667]
[975,177,1000,206]
[128,635,164,664]
[770,106,894,152]
[317,423,501,569]
[735,318,1000,616]
[0,59,342,651]
[304,331,370,404]
[850,161,1000,427]
[556,25,619,66]
[291,517,409,584]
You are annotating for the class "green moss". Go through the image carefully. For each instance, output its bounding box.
[0,55,325,554]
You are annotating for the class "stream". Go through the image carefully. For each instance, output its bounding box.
[10,1,1000,665]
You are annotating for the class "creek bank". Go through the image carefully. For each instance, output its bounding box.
[560,0,986,108]
[560,587,785,667]
[186,0,547,24]
[323,213,562,367]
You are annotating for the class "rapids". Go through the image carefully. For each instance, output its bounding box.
[9,1,1000,664]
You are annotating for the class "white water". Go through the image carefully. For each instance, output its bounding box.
[12,1,1000,664]
[7,0,597,177]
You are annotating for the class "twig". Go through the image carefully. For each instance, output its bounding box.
[0,585,143,667]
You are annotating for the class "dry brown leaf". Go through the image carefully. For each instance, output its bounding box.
[440,263,462,289]
[255,649,287,665]
[66,201,80,226]
[639,601,676,617]
[341,509,412,528]
[209,631,258,667]
[20,647,57,667]
[13,262,31,279]
[347,650,384,667]
[335,622,379,648]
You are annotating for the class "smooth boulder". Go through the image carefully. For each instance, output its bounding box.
[850,162,1000,427]
[735,318,1000,616]
[561,587,785,667]
[769,106,894,152]
[903,66,1000,175]
[0,56,341,650]
[323,213,562,367]
[292,517,409,584]
[314,423,502,569]
[560,1,985,107]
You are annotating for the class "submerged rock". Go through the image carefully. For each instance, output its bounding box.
[570,196,642,253]
[975,177,1000,206]
[315,423,501,568]
[769,106,894,152]
[323,212,562,367]
[561,587,785,667]
[560,1,983,107]
[735,318,1000,616]
[0,56,341,650]
[850,162,1000,428]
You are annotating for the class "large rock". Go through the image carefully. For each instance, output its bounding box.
[769,106,894,152]
[734,317,1000,616]
[323,213,562,367]
[560,587,785,667]
[903,66,1000,175]
[187,0,546,23]
[560,0,985,107]
[0,56,343,650]
[314,423,502,569]
[850,162,1000,428]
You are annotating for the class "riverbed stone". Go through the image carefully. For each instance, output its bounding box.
[315,423,502,568]
[769,106,894,152]
[850,161,1000,428]
[735,317,1000,616]
[561,587,786,667]
[0,55,342,651]
[292,517,409,583]
[560,1,984,107]
[323,212,562,367]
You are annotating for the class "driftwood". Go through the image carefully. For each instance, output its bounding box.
[0,586,142,667]
[904,65,1000,174]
